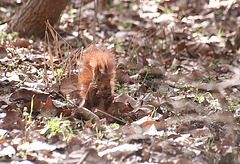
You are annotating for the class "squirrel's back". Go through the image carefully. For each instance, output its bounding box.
[78,46,116,99]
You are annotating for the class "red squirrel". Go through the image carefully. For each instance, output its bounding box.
[78,46,116,112]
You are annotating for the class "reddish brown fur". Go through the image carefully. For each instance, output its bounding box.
[78,46,116,111]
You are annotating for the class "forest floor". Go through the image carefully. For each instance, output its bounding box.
[0,0,240,163]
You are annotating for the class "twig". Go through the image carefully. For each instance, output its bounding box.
[94,109,127,124]
[77,151,89,164]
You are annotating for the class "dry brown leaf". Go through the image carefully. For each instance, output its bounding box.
[67,136,79,145]
[0,110,24,131]
[85,149,109,164]
[10,87,49,102]
[56,109,72,117]
[120,124,139,135]
[11,38,30,48]
[108,101,130,116]
[20,99,44,113]
[176,123,191,133]
[176,158,192,164]
[41,96,59,117]
[0,45,8,59]
[98,143,142,159]
[186,42,212,57]
[115,93,139,109]
[116,67,132,84]
[141,120,165,131]
[60,75,79,96]
[190,127,211,138]
[26,154,36,161]
[2,110,19,126]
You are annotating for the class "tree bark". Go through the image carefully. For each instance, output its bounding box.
[8,0,70,38]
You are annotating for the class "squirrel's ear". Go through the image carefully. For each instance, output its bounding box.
[104,65,108,73]
[94,65,100,74]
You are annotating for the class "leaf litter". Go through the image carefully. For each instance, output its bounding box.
[0,0,240,163]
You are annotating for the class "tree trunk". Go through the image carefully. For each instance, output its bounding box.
[8,0,70,38]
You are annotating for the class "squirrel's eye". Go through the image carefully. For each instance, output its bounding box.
[97,78,100,82]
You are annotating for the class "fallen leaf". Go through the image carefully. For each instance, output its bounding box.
[11,38,30,48]
[0,45,8,59]
[141,119,165,131]
[60,75,79,96]
[20,98,44,113]
[186,42,212,57]
[41,96,60,117]
[98,143,142,158]
[116,67,132,84]
[10,87,49,102]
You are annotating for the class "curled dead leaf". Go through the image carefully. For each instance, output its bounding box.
[108,101,130,116]
[10,87,49,102]
[41,96,60,117]
[20,98,44,113]
[0,110,24,131]
[60,75,79,96]
[0,45,8,59]
[115,93,139,109]
[141,120,165,131]
[116,67,132,84]
[186,42,212,57]
[98,143,142,158]
[11,38,30,48]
